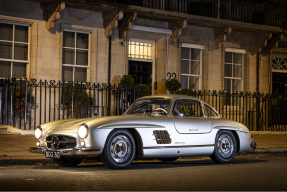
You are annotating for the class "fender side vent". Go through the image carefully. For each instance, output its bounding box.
[153,130,171,144]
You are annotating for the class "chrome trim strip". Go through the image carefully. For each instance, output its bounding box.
[143,144,214,149]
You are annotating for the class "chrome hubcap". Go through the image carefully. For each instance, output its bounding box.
[110,135,131,163]
[217,134,234,158]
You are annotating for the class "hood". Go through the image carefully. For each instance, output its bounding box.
[41,118,95,135]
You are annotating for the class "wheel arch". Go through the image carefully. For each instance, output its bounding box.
[230,130,240,153]
[214,128,241,153]
[126,128,144,159]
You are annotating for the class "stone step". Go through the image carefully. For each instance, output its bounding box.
[0,127,7,132]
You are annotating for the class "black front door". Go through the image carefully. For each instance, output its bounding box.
[128,61,152,86]
[272,72,287,95]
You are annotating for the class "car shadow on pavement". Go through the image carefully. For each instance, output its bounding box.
[30,157,268,172]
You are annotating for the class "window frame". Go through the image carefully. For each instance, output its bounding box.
[272,54,287,73]
[62,29,90,82]
[224,48,246,92]
[172,99,204,117]
[203,103,220,117]
[0,21,29,79]
[180,43,205,90]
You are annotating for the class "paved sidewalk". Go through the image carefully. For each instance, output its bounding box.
[0,131,287,165]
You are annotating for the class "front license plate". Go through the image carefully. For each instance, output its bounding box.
[45,151,61,159]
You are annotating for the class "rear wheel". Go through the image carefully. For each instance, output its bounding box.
[53,157,82,167]
[210,130,237,164]
[100,129,136,169]
[159,157,178,163]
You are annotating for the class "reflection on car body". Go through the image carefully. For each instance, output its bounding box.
[30,94,253,169]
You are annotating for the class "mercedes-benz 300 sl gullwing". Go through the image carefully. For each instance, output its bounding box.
[30,94,254,169]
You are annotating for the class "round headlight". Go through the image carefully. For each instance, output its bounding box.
[35,127,42,139]
[78,124,88,139]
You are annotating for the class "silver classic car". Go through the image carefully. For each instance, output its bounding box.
[30,94,253,169]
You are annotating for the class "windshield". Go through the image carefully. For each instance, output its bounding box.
[126,98,172,115]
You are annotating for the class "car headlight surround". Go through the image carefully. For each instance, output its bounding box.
[78,124,88,139]
[35,127,42,139]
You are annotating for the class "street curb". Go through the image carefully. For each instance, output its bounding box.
[1,150,286,166]
[250,131,287,135]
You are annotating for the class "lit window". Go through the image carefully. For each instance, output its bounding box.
[180,43,204,90]
[128,39,153,60]
[62,31,89,82]
[0,22,28,78]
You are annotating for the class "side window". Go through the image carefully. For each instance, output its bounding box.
[173,100,203,117]
[204,104,218,117]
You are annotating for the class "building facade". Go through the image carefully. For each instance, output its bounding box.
[1,0,287,94]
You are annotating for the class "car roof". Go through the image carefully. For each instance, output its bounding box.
[138,94,202,102]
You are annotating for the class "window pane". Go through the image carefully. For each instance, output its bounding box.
[12,62,26,78]
[15,25,28,43]
[180,75,188,89]
[190,61,200,75]
[75,67,87,82]
[62,66,73,82]
[233,79,242,91]
[181,60,189,74]
[14,43,28,60]
[224,78,231,91]
[0,42,12,59]
[188,76,200,90]
[0,61,11,78]
[234,53,242,64]
[63,31,75,48]
[224,64,232,77]
[204,105,217,117]
[190,48,200,60]
[225,52,232,63]
[77,33,88,49]
[233,64,242,78]
[174,100,203,117]
[0,23,13,41]
[181,47,190,59]
[63,49,75,64]
[76,50,88,66]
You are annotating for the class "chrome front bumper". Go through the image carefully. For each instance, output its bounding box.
[30,147,102,157]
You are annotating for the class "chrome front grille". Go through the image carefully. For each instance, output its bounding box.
[153,130,172,144]
[46,135,76,149]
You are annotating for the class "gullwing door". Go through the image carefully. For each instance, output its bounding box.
[173,99,212,134]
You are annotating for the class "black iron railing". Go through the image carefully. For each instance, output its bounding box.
[193,90,287,132]
[101,0,287,28]
[0,78,144,130]
[0,78,286,131]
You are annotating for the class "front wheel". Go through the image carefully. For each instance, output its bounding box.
[100,129,136,169]
[210,130,237,164]
[53,157,82,167]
